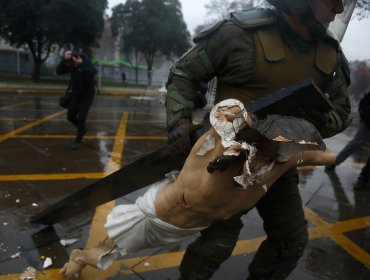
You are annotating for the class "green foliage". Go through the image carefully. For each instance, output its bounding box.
[47,0,107,49]
[356,0,370,19]
[110,0,191,83]
[0,0,107,81]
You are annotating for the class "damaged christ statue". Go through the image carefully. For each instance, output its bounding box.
[60,98,335,279]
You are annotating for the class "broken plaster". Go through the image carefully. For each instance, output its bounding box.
[198,98,273,189]
[196,134,215,156]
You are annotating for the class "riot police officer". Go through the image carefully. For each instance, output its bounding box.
[165,0,351,279]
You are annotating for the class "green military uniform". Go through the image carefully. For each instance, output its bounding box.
[166,7,351,280]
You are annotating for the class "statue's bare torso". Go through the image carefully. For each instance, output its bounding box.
[155,99,335,228]
[155,128,331,228]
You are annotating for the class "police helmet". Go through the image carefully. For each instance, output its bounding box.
[266,0,311,15]
[267,0,345,16]
[267,0,348,39]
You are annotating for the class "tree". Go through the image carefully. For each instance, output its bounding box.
[0,0,107,82]
[111,0,191,84]
[349,60,370,100]
[355,0,370,19]
[111,1,141,84]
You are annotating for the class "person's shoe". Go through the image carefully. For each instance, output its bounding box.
[353,179,367,191]
[325,164,336,172]
[76,128,88,142]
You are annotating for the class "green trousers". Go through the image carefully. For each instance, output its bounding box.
[179,168,308,280]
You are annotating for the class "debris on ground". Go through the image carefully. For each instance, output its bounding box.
[11,252,21,259]
[42,257,52,268]
[60,238,79,246]
[19,266,37,280]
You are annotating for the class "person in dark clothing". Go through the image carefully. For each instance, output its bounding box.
[326,91,370,190]
[354,156,370,191]
[121,72,126,84]
[165,0,351,279]
[56,50,97,150]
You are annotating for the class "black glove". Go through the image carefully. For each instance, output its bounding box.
[167,118,192,145]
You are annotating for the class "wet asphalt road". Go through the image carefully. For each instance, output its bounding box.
[0,91,369,279]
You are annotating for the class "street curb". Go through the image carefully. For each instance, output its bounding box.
[0,87,162,97]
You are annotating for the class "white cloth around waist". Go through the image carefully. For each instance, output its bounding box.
[104,179,208,255]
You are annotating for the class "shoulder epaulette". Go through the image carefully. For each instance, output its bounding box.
[193,7,276,44]
[230,7,276,28]
[193,19,228,43]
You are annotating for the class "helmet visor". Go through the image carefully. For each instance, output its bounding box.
[328,0,358,41]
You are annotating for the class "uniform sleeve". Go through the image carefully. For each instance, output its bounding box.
[166,43,213,130]
[165,24,256,130]
[317,51,352,138]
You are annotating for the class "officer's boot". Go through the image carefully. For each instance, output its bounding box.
[354,158,370,191]
[354,177,367,191]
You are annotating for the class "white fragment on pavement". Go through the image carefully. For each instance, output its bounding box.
[20,266,37,280]
[16,199,20,203]
[43,257,52,268]
[60,238,79,246]
[11,252,21,259]
[3,222,8,226]
[32,203,38,207]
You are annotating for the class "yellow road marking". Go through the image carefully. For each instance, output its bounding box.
[126,135,167,140]
[1,107,369,278]
[2,213,370,280]
[0,110,66,143]
[104,112,128,175]
[305,207,370,268]
[15,134,116,139]
[85,112,128,249]
[0,117,165,124]
[11,134,167,140]
[0,88,64,94]
[0,173,369,276]
[0,101,31,110]
[298,161,364,172]
[0,173,104,181]
[0,165,352,182]
[126,215,370,275]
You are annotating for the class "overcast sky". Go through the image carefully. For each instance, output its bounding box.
[107,0,370,61]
